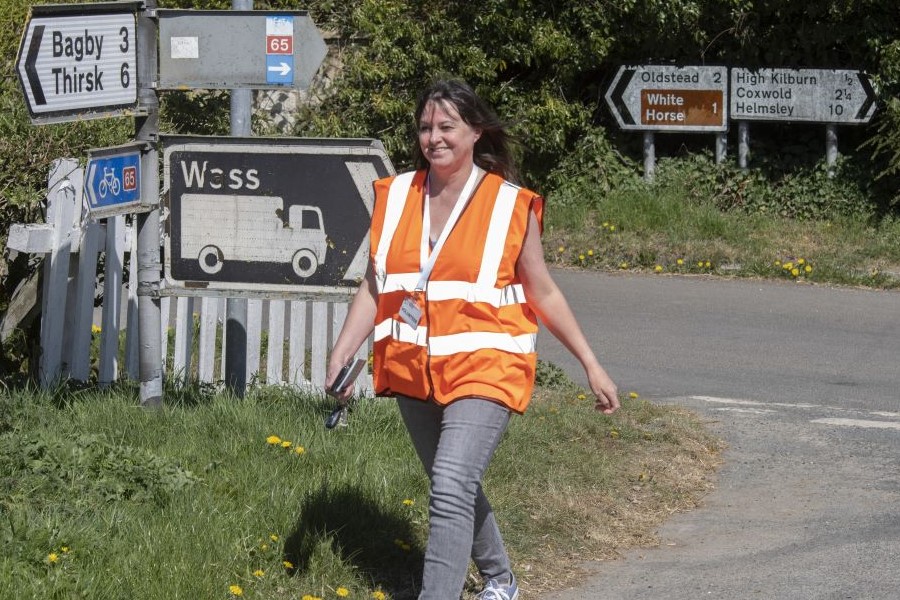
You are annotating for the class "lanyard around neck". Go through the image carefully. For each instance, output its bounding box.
[416,165,481,291]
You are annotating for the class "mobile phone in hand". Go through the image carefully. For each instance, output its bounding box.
[328,358,366,395]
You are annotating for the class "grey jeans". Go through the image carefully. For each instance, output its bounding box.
[397,396,513,600]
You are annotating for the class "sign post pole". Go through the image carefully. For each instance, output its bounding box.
[135,0,163,406]
[224,0,254,397]
[825,124,838,175]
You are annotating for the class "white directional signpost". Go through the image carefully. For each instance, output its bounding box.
[606,65,729,179]
[161,137,394,299]
[730,68,877,169]
[730,68,876,124]
[15,2,140,124]
[606,65,729,132]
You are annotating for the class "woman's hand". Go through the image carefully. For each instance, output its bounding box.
[587,363,620,414]
[325,358,354,403]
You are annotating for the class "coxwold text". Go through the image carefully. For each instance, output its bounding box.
[52,30,104,62]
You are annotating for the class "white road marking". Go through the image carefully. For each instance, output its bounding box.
[690,396,900,429]
[870,411,900,419]
[811,418,900,430]
[711,407,778,415]
[690,396,821,409]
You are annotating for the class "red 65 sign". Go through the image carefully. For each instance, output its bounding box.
[267,35,292,55]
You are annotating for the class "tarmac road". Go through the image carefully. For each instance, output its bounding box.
[538,271,900,600]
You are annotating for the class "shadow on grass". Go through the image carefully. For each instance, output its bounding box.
[284,484,424,600]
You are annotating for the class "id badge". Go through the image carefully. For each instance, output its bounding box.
[399,295,422,328]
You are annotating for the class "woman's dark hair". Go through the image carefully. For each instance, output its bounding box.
[411,79,519,184]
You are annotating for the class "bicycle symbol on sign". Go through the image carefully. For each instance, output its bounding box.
[98,167,121,199]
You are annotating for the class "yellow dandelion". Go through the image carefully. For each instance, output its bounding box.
[266,435,281,445]
[577,393,586,400]
[697,261,704,268]
[783,262,793,270]
[602,221,609,228]
[281,440,292,448]
[260,543,269,551]
[676,258,684,265]
[804,265,812,273]
[336,588,350,597]
[47,553,59,564]
[283,560,294,569]
[774,260,781,266]
[229,585,243,596]
[654,265,663,272]
[619,262,628,269]
[91,324,101,334]
[629,391,639,399]
[302,596,322,600]
[791,268,800,277]
[587,249,594,256]
[402,498,415,506]
[294,445,306,455]
[609,430,620,439]
[797,258,805,265]
[578,254,585,261]
[372,592,387,600]
[557,246,565,253]
[609,225,616,231]
[704,261,711,268]
[60,546,70,553]
[254,569,265,578]
[270,534,279,542]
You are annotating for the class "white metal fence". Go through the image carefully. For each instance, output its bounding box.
[5,158,371,395]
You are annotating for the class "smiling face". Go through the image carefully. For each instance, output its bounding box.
[418,99,482,177]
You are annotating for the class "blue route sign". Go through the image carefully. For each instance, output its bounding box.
[265,15,294,85]
[85,145,143,218]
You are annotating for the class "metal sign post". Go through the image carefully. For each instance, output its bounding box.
[225,0,254,398]
[134,0,162,407]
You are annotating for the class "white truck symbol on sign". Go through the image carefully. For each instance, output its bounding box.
[180,194,327,278]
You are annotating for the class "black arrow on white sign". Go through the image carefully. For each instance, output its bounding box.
[24,24,46,105]
[607,67,636,126]
[856,73,876,121]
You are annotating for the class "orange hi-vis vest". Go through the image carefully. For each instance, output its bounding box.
[370,169,544,414]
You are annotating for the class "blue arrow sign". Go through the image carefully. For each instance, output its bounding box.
[85,150,142,217]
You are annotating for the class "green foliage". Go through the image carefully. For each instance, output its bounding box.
[534,359,576,391]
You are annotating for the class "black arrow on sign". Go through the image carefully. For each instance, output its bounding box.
[25,25,46,106]
[610,68,636,126]
[855,72,876,121]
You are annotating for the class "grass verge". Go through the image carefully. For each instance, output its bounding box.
[544,170,900,289]
[0,375,721,600]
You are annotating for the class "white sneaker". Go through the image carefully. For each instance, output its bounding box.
[475,573,518,600]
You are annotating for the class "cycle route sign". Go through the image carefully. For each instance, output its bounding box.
[85,143,143,219]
